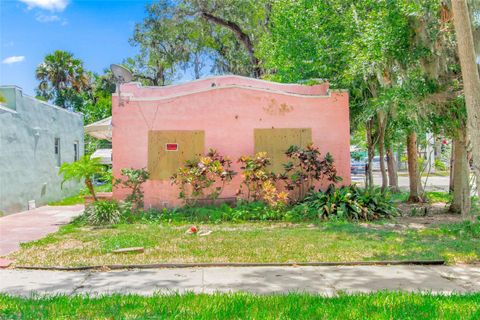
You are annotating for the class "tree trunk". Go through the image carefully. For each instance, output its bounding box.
[386,146,399,192]
[366,119,375,188]
[193,53,202,79]
[450,127,471,217]
[434,136,442,162]
[452,0,480,200]
[85,177,97,201]
[407,131,423,202]
[377,112,388,191]
[449,141,455,193]
[156,65,165,86]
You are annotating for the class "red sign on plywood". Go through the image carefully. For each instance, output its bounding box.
[166,143,178,151]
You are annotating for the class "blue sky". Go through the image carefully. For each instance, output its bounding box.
[1,0,155,95]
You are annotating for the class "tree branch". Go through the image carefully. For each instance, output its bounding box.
[200,11,262,77]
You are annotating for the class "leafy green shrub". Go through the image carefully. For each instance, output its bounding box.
[115,168,150,210]
[280,144,341,202]
[226,201,287,221]
[121,201,289,224]
[434,159,447,171]
[101,168,113,185]
[238,152,277,200]
[237,152,289,207]
[85,200,122,225]
[118,186,398,224]
[293,186,398,221]
[172,149,236,203]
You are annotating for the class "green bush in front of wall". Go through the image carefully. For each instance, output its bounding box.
[115,185,398,224]
[85,200,122,225]
[291,185,398,221]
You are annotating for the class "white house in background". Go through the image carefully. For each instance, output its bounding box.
[85,116,112,165]
[0,86,84,214]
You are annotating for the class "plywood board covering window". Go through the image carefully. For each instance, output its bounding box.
[148,130,205,180]
[254,128,312,173]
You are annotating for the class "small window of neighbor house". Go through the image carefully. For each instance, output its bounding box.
[54,137,61,166]
[74,141,79,161]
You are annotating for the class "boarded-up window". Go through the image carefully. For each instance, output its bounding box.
[148,130,205,180]
[254,128,312,173]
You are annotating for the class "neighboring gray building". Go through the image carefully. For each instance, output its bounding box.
[0,86,84,215]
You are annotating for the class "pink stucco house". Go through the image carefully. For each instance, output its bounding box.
[112,75,350,208]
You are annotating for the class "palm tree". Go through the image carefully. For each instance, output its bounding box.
[59,156,105,201]
[35,50,90,110]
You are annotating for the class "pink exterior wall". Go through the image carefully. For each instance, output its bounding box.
[112,75,350,208]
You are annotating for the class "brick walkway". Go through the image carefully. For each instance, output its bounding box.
[0,205,84,258]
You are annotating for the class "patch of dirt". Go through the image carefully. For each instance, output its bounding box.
[41,239,85,251]
[361,202,464,231]
[58,239,85,249]
[397,201,450,216]
[396,213,465,227]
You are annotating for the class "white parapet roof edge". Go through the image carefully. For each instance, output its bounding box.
[123,74,328,90]
[112,74,344,100]
[0,85,84,118]
[0,104,17,114]
[118,85,349,102]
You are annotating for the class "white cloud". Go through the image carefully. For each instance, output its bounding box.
[2,56,25,64]
[19,0,69,12]
[35,13,60,22]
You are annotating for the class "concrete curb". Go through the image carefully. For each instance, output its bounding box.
[15,260,445,271]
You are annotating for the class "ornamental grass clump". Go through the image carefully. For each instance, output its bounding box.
[85,200,122,225]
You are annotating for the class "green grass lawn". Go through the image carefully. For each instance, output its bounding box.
[48,184,112,206]
[9,219,480,267]
[390,191,453,203]
[1,292,479,319]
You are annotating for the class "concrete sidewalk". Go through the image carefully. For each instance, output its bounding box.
[0,205,84,257]
[1,265,479,296]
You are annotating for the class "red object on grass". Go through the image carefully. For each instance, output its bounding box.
[189,226,198,233]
